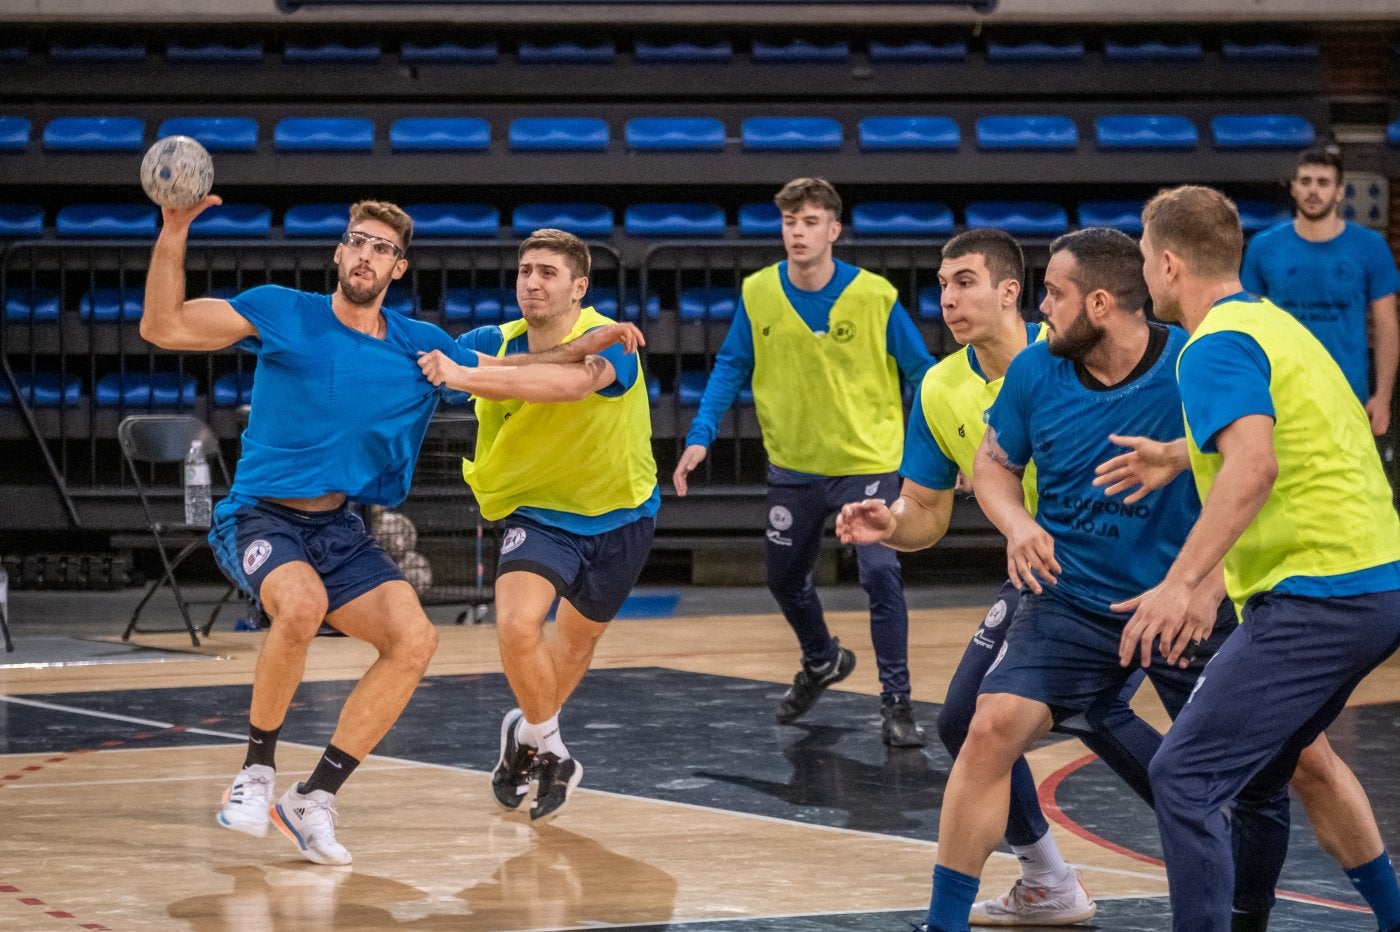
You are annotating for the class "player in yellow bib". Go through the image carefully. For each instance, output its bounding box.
[673,178,934,744]
[418,229,656,822]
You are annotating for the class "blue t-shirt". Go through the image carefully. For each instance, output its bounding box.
[454,323,660,534]
[1178,294,1400,598]
[901,322,1041,490]
[227,284,474,506]
[684,259,934,449]
[986,325,1199,611]
[1240,220,1400,400]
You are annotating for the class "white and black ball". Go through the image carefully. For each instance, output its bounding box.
[140,135,214,209]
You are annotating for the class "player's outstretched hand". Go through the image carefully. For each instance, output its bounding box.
[1005,522,1060,594]
[837,499,894,545]
[1093,434,1188,504]
[417,349,468,389]
[572,323,646,358]
[1113,577,1195,668]
[672,443,707,497]
[160,194,221,231]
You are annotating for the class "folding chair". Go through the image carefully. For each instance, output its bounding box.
[118,414,236,646]
[0,566,12,652]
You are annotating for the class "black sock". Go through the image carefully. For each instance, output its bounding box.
[243,723,281,770]
[1230,910,1269,932]
[298,743,360,796]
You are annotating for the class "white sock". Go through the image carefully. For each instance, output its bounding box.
[529,714,569,760]
[515,717,537,747]
[1012,831,1073,889]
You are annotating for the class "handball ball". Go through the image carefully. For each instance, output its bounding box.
[372,511,418,559]
[140,135,214,209]
[399,551,433,594]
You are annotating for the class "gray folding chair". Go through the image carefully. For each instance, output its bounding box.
[117,414,236,646]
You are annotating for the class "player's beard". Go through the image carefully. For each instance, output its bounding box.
[1295,198,1336,222]
[338,264,388,306]
[1047,305,1106,361]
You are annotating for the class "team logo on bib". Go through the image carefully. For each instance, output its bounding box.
[982,600,1008,629]
[501,527,527,555]
[242,539,272,575]
[831,320,856,343]
[864,481,880,497]
[768,506,793,531]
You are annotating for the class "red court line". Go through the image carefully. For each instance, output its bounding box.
[1039,751,1369,913]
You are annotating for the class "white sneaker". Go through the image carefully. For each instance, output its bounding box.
[217,764,275,837]
[271,786,352,865]
[969,872,1097,926]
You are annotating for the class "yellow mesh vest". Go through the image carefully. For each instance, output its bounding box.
[1182,297,1400,604]
[745,264,905,475]
[462,307,657,521]
[919,324,1044,514]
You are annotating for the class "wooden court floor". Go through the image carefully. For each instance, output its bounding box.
[2,598,1399,931]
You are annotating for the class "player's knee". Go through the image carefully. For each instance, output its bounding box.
[495,610,544,653]
[266,595,328,643]
[395,619,438,673]
[1148,743,1188,802]
[1289,741,1335,797]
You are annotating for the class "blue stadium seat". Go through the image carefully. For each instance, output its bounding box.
[1211,115,1316,149]
[742,117,842,151]
[0,117,30,151]
[976,116,1078,150]
[1078,200,1144,235]
[79,288,143,321]
[587,293,662,320]
[624,203,726,237]
[390,118,490,151]
[1,372,82,407]
[285,42,381,63]
[752,40,849,63]
[868,39,967,62]
[917,286,943,319]
[679,370,753,405]
[851,201,955,236]
[1389,118,1400,147]
[509,117,609,152]
[986,40,1085,62]
[157,117,258,152]
[166,42,264,62]
[625,117,725,152]
[442,288,518,323]
[49,43,145,62]
[382,285,418,317]
[0,46,28,63]
[406,203,499,237]
[5,288,60,321]
[1103,40,1203,62]
[738,203,782,236]
[859,117,960,151]
[1095,115,1198,150]
[519,40,615,63]
[647,377,661,402]
[95,373,197,407]
[512,203,613,237]
[213,371,255,406]
[274,118,374,152]
[966,201,1069,236]
[400,42,498,64]
[56,204,158,238]
[679,287,738,321]
[44,117,144,151]
[1237,200,1291,233]
[189,204,272,238]
[1221,40,1319,61]
[634,40,732,63]
[284,203,349,237]
[0,204,42,237]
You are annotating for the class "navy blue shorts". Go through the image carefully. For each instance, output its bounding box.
[496,514,655,622]
[980,586,1237,724]
[210,494,404,612]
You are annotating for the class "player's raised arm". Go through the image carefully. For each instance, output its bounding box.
[141,198,258,351]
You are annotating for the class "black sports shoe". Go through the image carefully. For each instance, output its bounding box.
[491,708,535,810]
[776,640,857,724]
[881,696,928,748]
[530,752,583,822]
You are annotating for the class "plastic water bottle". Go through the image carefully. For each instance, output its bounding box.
[184,439,212,527]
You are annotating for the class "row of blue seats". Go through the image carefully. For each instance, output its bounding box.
[0,369,752,408]
[2,114,1322,153]
[0,38,1322,65]
[0,198,1293,240]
